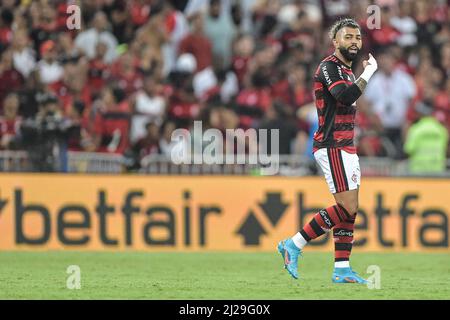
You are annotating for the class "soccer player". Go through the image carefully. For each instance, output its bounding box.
[278,18,378,283]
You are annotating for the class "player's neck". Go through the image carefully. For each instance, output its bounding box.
[334,50,352,68]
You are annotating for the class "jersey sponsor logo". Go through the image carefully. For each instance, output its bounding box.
[322,65,332,85]
[338,66,343,79]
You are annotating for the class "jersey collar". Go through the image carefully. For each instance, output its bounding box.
[332,54,352,69]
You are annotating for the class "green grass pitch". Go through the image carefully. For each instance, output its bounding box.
[0,252,449,299]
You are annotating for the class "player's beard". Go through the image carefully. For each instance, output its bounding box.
[338,46,359,62]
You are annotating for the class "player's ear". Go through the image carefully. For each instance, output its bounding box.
[332,37,338,49]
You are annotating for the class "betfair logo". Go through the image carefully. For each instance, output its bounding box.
[236,193,289,245]
[1,189,221,247]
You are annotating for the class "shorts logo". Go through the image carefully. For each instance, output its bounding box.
[352,173,357,183]
[319,209,332,228]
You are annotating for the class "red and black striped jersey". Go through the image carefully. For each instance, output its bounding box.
[312,54,357,153]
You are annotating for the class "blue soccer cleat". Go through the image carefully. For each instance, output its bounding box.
[332,267,368,284]
[277,239,302,279]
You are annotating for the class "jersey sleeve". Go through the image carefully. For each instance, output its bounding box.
[318,61,350,99]
[318,60,363,105]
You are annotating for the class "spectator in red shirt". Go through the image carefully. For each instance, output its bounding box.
[0,92,21,150]
[231,34,254,88]
[272,64,313,117]
[55,1,72,31]
[88,42,111,98]
[167,54,201,128]
[235,70,272,129]
[129,0,151,27]
[93,87,131,154]
[178,12,213,72]
[110,52,143,96]
[132,121,161,165]
[50,59,92,118]
[279,10,316,61]
[0,49,24,113]
[241,42,278,89]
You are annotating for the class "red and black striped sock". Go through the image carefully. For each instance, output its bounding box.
[299,204,352,242]
[333,214,356,264]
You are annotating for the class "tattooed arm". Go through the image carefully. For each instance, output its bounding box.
[320,56,376,105]
[358,54,378,88]
[334,54,377,104]
[354,77,368,93]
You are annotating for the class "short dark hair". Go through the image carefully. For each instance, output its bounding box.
[329,18,361,40]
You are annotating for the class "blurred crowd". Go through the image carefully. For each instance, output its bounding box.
[0,0,449,171]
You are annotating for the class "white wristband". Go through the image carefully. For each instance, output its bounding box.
[360,54,378,82]
[359,66,377,82]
